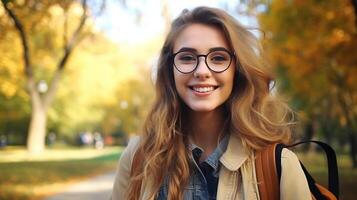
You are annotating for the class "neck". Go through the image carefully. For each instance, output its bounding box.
[188,106,227,154]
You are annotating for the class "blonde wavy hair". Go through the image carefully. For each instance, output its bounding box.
[127,6,293,200]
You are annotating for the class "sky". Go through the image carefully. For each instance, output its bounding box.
[95,0,258,45]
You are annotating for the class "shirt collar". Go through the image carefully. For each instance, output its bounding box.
[189,134,229,173]
[219,133,250,171]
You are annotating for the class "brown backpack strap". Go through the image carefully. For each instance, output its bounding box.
[255,143,280,200]
[255,142,339,200]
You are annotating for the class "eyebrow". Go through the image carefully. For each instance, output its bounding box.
[175,47,230,53]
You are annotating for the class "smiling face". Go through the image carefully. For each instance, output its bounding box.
[173,23,236,113]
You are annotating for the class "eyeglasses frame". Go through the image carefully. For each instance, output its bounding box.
[172,49,236,74]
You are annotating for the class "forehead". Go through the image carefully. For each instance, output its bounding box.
[173,23,230,53]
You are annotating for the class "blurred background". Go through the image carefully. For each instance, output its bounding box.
[0,0,356,199]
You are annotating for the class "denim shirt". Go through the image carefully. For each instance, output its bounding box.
[156,135,229,200]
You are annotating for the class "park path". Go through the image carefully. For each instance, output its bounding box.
[44,170,116,200]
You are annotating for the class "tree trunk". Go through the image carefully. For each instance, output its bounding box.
[26,72,60,154]
[302,122,314,151]
[27,104,47,154]
[348,132,357,168]
[26,77,48,154]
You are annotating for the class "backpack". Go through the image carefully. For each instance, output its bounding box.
[255,141,339,200]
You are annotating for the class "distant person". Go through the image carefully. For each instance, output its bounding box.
[47,132,56,147]
[111,6,311,200]
[94,132,104,149]
[0,135,6,148]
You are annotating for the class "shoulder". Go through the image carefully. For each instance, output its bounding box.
[118,136,142,171]
[111,136,141,200]
[280,148,304,179]
[280,148,312,200]
[281,148,299,164]
[122,136,141,160]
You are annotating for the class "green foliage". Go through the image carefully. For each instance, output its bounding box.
[0,28,29,144]
[259,0,357,141]
[100,71,155,138]
[0,0,158,144]
[47,35,156,139]
[0,0,89,144]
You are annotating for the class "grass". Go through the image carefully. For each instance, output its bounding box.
[0,146,121,162]
[0,146,123,200]
[1,146,356,200]
[298,151,357,200]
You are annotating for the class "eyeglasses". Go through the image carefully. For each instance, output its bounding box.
[173,49,235,74]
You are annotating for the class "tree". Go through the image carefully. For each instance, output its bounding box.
[259,0,357,167]
[48,33,144,139]
[1,0,89,153]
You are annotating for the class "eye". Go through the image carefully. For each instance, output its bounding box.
[180,55,195,61]
[209,51,230,63]
[176,52,197,63]
[211,55,227,61]
[208,50,230,65]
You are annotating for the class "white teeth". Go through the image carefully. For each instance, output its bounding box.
[192,86,215,93]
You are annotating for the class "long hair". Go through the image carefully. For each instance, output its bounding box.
[127,6,293,200]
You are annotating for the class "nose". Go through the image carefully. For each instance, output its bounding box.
[193,57,211,79]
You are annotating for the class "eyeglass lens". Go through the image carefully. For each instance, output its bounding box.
[174,50,232,73]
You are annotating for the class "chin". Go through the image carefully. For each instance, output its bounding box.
[187,104,218,113]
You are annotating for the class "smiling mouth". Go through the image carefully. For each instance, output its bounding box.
[189,86,219,93]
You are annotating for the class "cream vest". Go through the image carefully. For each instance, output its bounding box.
[111,134,311,200]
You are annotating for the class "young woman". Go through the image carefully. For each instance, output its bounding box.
[111,6,311,200]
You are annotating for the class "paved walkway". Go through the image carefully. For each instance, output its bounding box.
[44,171,116,200]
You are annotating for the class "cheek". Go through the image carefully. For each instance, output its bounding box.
[173,69,186,95]
[225,67,236,89]
[221,69,236,100]
[173,69,180,88]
